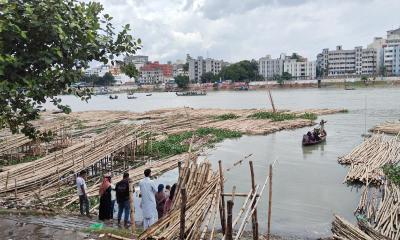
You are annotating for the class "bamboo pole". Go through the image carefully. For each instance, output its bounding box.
[14,179,17,198]
[5,171,9,191]
[249,161,259,240]
[267,164,273,240]
[129,180,136,236]
[180,186,187,240]
[226,200,234,240]
[218,160,226,234]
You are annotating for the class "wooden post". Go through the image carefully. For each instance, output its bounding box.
[129,180,136,236]
[267,89,276,113]
[267,164,273,240]
[124,146,127,170]
[5,171,9,191]
[249,161,259,240]
[226,200,234,240]
[57,167,60,191]
[180,187,187,240]
[218,160,226,234]
[142,139,145,161]
[14,179,17,198]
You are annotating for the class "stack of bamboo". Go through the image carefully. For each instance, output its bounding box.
[338,134,400,184]
[371,121,400,135]
[332,215,374,240]
[371,182,400,239]
[0,125,139,197]
[139,158,221,240]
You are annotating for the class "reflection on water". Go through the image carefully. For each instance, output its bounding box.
[42,87,400,238]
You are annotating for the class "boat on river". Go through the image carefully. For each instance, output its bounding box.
[146,93,152,96]
[302,120,327,146]
[302,131,327,146]
[127,95,137,99]
[176,91,207,96]
[109,95,118,100]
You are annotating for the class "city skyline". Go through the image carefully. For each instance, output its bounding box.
[95,0,399,63]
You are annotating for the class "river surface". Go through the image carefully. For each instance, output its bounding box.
[40,88,400,238]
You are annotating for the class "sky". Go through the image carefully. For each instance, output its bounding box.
[96,0,400,63]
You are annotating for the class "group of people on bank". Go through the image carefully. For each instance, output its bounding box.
[75,168,176,229]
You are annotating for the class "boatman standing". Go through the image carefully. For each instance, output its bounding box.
[139,168,158,229]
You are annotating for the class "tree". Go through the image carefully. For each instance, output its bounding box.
[183,62,189,72]
[175,75,189,89]
[120,63,139,79]
[281,72,292,81]
[0,0,141,138]
[100,72,116,86]
[81,74,101,86]
[361,75,368,85]
[217,60,262,82]
[201,72,215,83]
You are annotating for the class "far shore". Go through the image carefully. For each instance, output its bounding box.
[74,76,400,94]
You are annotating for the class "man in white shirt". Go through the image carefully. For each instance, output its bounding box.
[76,170,89,216]
[139,169,158,229]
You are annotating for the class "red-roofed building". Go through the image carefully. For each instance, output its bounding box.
[139,61,173,84]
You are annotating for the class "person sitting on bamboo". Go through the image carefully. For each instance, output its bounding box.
[98,174,113,221]
[139,169,158,229]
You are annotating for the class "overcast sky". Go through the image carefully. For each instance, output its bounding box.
[97,0,400,63]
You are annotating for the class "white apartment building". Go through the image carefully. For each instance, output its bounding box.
[283,59,316,80]
[258,54,284,80]
[317,45,378,77]
[187,55,225,82]
[384,28,400,75]
[140,69,164,84]
[124,55,149,70]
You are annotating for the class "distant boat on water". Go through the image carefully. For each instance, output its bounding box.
[146,93,152,96]
[109,95,118,99]
[176,91,207,96]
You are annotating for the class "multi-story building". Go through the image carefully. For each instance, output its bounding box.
[258,54,285,80]
[124,55,149,70]
[187,55,225,82]
[139,61,173,84]
[283,58,316,80]
[367,37,386,74]
[384,28,400,76]
[139,69,164,84]
[317,45,377,77]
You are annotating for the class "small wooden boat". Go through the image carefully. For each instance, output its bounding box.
[345,87,356,90]
[109,95,118,99]
[302,131,327,146]
[176,91,207,96]
[127,95,137,99]
[146,93,152,96]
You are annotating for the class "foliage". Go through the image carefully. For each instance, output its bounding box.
[183,62,189,72]
[0,0,141,138]
[99,72,115,86]
[361,75,368,85]
[120,63,139,79]
[84,227,135,238]
[175,75,189,89]
[298,112,317,120]
[214,113,239,121]
[281,72,292,81]
[146,127,242,157]
[81,74,99,86]
[201,72,215,83]
[217,60,262,82]
[383,164,400,186]
[247,111,316,121]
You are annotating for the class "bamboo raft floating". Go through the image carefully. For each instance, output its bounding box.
[371,121,400,135]
[338,134,400,184]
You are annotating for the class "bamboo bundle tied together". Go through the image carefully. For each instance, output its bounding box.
[139,159,221,240]
[371,121,400,135]
[338,134,400,184]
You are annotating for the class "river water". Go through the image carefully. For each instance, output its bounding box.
[43,87,400,238]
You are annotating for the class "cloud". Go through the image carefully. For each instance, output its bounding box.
[94,0,400,63]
